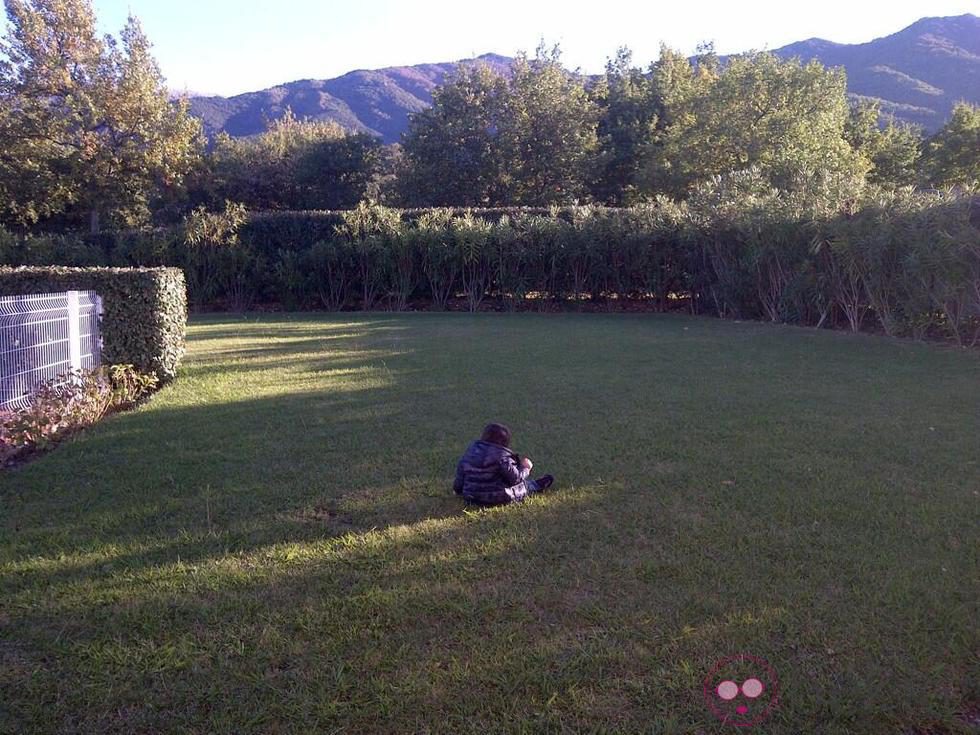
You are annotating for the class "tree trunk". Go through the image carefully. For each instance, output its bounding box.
[89,208,101,235]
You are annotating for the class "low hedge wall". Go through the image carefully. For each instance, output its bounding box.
[0,266,187,381]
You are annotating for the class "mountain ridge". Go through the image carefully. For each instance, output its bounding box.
[768,14,979,129]
[188,14,980,143]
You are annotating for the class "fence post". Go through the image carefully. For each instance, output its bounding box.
[95,294,104,364]
[67,290,82,375]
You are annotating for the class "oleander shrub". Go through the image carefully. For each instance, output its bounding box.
[336,201,402,310]
[415,209,458,310]
[181,202,256,311]
[0,190,976,343]
[0,266,187,380]
[816,188,980,342]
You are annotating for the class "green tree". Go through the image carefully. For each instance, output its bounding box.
[397,63,507,206]
[921,102,980,188]
[845,100,922,187]
[0,0,203,231]
[591,47,656,204]
[638,51,867,198]
[298,132,384,209]
[497,45,600,205]
[207,110,382,210]
[399,46,600,207]
[634,45,714,197]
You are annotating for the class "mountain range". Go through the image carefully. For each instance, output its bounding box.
[188,14,980,144]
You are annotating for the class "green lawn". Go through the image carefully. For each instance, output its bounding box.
[1,313,978,734]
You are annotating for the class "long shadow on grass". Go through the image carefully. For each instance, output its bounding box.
[2,484,673,732]
[0,315,527,595]
[0,315,431,571]
[3,474,973,733]
[187,318,410,349]
[0,388,461,568]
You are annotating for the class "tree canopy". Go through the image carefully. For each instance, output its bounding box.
[590,47,657,205]
[203,110,386,211]
[1,8,974,231]
[398,45,958,209]
[637,51,868,198]
[398,45,599,207]
[844,100,923,188]
[921,102,980,188]
[0,0,203,231]
[396,64,506,206]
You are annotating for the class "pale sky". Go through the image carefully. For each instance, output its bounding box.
[87,0,980,96]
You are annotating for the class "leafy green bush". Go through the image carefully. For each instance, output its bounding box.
[0,266,187,380]
[0,227,108,267]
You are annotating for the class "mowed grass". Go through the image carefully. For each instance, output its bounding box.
[1,313,978,734]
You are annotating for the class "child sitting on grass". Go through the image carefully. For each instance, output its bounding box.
[453,423,554,506]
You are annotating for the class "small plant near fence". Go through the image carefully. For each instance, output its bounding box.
[1,365,158,467]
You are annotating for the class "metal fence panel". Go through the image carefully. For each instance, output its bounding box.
[0,291,102,410]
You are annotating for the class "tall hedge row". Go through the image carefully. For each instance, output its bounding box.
[1,185,977,345]
[0,267,187,381]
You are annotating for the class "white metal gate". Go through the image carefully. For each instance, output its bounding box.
[0,291,103,410]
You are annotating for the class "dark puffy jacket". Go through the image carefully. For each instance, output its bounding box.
[453,440,530,505]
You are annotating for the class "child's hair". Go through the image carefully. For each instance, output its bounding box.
[481,423,512,448]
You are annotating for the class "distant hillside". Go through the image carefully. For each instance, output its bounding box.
[769,14,979,131]
[188,53,513,144]
[188,15,979,142]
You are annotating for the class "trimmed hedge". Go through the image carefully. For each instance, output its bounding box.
[0,267,187,381]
